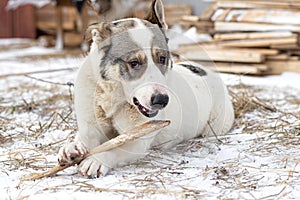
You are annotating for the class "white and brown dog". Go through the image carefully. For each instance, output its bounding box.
[58,0,234,177]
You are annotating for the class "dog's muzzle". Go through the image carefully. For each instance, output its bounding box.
[133,93,169,118]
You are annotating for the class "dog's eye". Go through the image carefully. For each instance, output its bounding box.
[129,60,141,70]
[158,56,166,65]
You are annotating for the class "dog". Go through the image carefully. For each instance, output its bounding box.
[58,0,234,177]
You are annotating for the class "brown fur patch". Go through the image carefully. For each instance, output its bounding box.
[94,84,107,119]
[84,23,112,44]
[151,47,169,74]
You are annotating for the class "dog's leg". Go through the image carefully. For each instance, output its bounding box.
[58,121,115,165]
[77,131,157,177]
[58,56,115,165]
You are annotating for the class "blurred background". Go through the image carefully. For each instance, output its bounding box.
[1,0,300,75]
[0,0,209,47]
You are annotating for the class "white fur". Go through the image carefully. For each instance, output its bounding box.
[58,19,234,177]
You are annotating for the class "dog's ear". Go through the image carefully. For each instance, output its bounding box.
[84,22,111,44]
[145,0,168,30]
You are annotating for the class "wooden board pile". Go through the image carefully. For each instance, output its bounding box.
[164,3,193,27]
[176,0,300,75]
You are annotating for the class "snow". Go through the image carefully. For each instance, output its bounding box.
[7,0,52,10]
[222,72,300,89]
[0,39,300,199]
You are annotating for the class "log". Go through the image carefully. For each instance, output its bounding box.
[214,21,300,32]
[20,120,171,181]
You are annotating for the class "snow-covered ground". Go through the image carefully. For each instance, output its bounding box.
[0,39,300,200]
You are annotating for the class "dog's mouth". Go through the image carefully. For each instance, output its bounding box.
[133,97,158,118]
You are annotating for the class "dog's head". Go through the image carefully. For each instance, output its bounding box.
[85,0,171,118]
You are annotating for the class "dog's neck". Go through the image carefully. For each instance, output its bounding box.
[94,78,127,119]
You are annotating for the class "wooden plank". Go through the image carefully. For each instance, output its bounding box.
[195,61,270,75]
[218,0,300,3]
[178,48,264,63]
[267,54,299,61]
[214,31,294,41]
[219,9,300,25]
[182,15,200,22]
[216,1,300,10]
[217,35,298,47]
[271,43,300,50]
[266,60,300,74]
[177,44,279,55]
[267,54,290,60]
[289,50,300,55]
[199,2,218,20]
[214,8,231,21]
[165,10,192,17]
[214,22,300,32]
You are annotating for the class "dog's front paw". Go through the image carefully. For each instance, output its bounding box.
[77,155,111,178]
[57,141,88,166]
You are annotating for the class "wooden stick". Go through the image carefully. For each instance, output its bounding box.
[20,120,170,181]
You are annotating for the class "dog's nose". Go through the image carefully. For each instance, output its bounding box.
[150,93,169,110]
